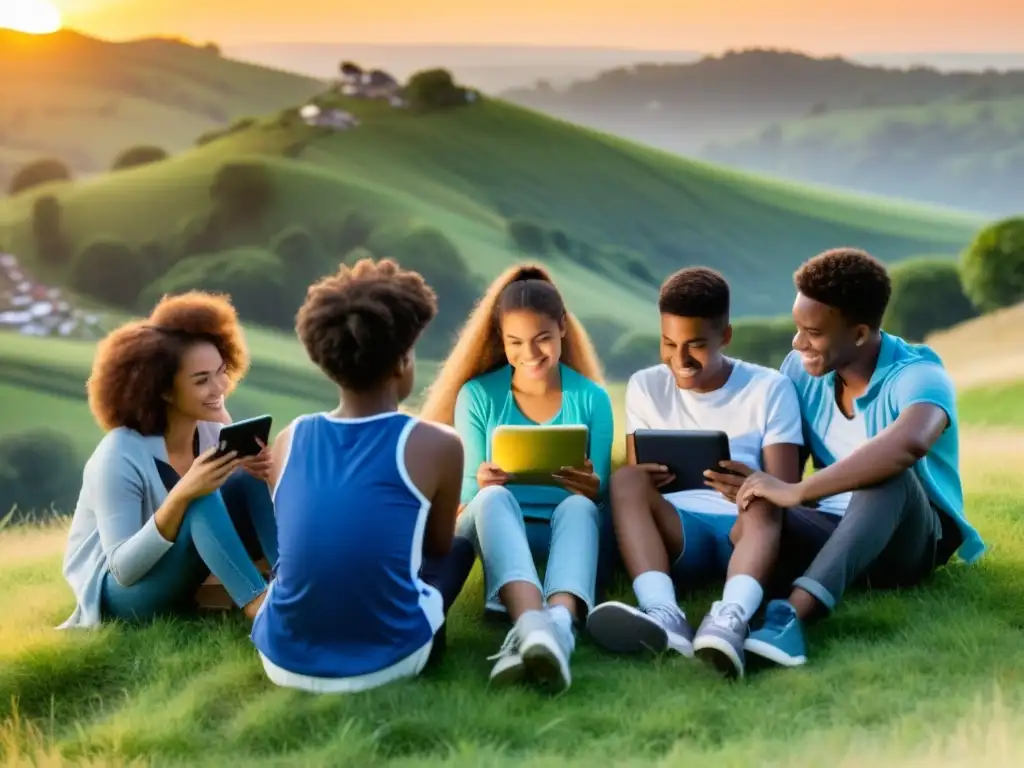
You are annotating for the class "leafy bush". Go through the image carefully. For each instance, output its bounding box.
[604,332,660,379]
[507,218,548,254]
[387,228,482,356]
[337,212,374,254]
[272,225,326,286]
[71,239,152,309]
[728,317,795,369]
[0,429,83,523]
[405,69,469,111]
[112,145,169,171]
[210,161,275,224]
[141,248,293,329]
[883,258,977,342]
[31,195,71,266]
[176,211,224,260]
[960,216,1024,312]
[9,158,72,195]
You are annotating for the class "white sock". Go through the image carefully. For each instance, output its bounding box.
[721,574,764,622]
[546,604,576,651]
[632,571,681,616]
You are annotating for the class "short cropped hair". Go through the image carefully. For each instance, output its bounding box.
[657,266,730,323]
[296,257,438,391]
[87,292,249,435]
[794,248,892,328]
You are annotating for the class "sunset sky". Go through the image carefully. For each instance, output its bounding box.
[54,0,1024,52]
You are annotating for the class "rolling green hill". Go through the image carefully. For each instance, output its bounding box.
[0,29,324,178]
[0,88,985,328]
[703,97,1024,215]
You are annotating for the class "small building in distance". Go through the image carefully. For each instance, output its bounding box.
[0,253,103,339]
[299,104,360,130]
[336,62,407,107]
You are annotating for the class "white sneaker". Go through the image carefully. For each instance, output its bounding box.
[487,627,525,686]
[518,609,572,692]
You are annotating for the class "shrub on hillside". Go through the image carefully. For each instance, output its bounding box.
[604,332,660,379]
[0,429,83,523]
[549,229,572,255]
[8,158,72,195]
[176,211,225,260]
[405,69,470,111]
[141,248,293,329]
[581,317,633,358]
[728,317,795,369]
[387,228,483,356]
[71,239,152,309]
[960,217,1024,312]
[111,145,169,171]
[507,218,548,255]
[883,258,977,342]
[337,212,374,253]
[210,162,275,224]
[272,225,325,285]
[31,195,72,267]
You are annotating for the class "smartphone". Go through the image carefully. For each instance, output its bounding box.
[213,414,273,459]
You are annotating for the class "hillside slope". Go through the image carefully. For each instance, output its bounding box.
[703,97,1024,215]
[0,92,985,330]
[0,30,324,178]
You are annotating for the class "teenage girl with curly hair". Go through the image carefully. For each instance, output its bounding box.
[419,263,614,693]
[60,292,277,628]
[252,258,473,694]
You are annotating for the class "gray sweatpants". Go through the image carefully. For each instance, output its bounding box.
[772,470,961,612]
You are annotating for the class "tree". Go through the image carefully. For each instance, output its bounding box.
[31,195,71,266]
[8,158,72,195]
[405,68,468,111]
[272,225,326,288]
[210,161,275,224]
[507,218,548,254]
[960,217,1024,312]
[0,429,83,523]
[112,145,169,171]
[71,239,152,309]
[883,258,977,342]
[728,317,795,369]
[604,332,660,379]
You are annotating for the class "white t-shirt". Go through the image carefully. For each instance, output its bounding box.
[813,399,867,517]
[625,359,804,516]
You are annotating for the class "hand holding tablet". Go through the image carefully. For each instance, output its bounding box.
[632,429,737,495]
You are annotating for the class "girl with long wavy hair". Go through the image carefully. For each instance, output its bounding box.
[420,264,614,693]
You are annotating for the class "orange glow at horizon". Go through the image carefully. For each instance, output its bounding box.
[55,0,1024,52]
[1,0,63,34]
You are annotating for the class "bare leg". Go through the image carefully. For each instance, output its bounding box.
[609,465,684,578]
[500,582,545,621]
[727,500,782,583]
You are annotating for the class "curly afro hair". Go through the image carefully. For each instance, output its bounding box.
[794,248,892,329]
[296,257,438,391]
[87,291,249,435]
[658,266,730,325]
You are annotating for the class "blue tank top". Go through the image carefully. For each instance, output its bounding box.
[250,411,444,679]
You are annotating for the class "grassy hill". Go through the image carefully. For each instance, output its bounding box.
[0,30,324,179]
[2,364,1023,766]
[703,97,1024,215]
[0,86,985,330]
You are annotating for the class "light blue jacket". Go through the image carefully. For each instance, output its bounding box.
[781,332,985,565]
[58,422,223,628]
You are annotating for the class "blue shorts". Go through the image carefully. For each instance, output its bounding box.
[670,510,736,585]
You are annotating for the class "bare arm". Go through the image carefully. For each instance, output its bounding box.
[796,403,947,503]
[406,422,465,559]
[268,422,296,492]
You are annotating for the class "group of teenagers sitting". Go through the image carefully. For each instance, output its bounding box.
[58,246,985,694]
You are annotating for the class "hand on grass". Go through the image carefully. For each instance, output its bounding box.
[553,459,601,501]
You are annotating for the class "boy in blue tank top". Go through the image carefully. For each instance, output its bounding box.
[251,258,474,694]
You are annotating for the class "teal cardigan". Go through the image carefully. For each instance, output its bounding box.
[454,364,614,516]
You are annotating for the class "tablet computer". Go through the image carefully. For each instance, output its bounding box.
[633,429,732,494]
[214,414,273,459]
[491,425,589,486]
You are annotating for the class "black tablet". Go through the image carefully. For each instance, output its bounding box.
[214,414,273,459]
[633,429,732,494]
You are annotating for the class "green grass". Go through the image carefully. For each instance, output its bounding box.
[957,380,1024,429]
[1,381,1023,766]
[0,29,324,174]
[0,76,987,322]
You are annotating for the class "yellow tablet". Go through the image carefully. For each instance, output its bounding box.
[491,425,589,485]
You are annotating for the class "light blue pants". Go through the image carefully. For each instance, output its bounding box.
[454,485,601,616]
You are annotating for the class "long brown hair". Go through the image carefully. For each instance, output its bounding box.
[419,263,604,426]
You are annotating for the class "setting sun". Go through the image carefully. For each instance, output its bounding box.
[0,0,62,34]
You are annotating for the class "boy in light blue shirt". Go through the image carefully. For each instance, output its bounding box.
[732,248,985,667]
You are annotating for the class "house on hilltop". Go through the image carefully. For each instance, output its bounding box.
[337,62,407,107]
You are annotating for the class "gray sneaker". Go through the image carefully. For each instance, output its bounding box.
[488,610,572,692]
[487,626,525,686]
[693,601,748,679]
[586,600,694,656]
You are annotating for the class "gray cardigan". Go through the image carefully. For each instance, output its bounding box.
[58,422,224,629]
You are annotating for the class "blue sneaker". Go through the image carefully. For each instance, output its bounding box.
[743,599,807,667]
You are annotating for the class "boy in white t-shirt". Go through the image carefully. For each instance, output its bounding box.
[586,267,805,679]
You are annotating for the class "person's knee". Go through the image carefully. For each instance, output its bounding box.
[475,484,517,512]
[730,502,780,546]
[552,494,601,526]
[610,465,649,512]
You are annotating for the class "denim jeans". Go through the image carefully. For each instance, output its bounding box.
[454,485,602,615]
[101,472,279,622]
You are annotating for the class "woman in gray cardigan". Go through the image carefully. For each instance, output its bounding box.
[60,291,278,628]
